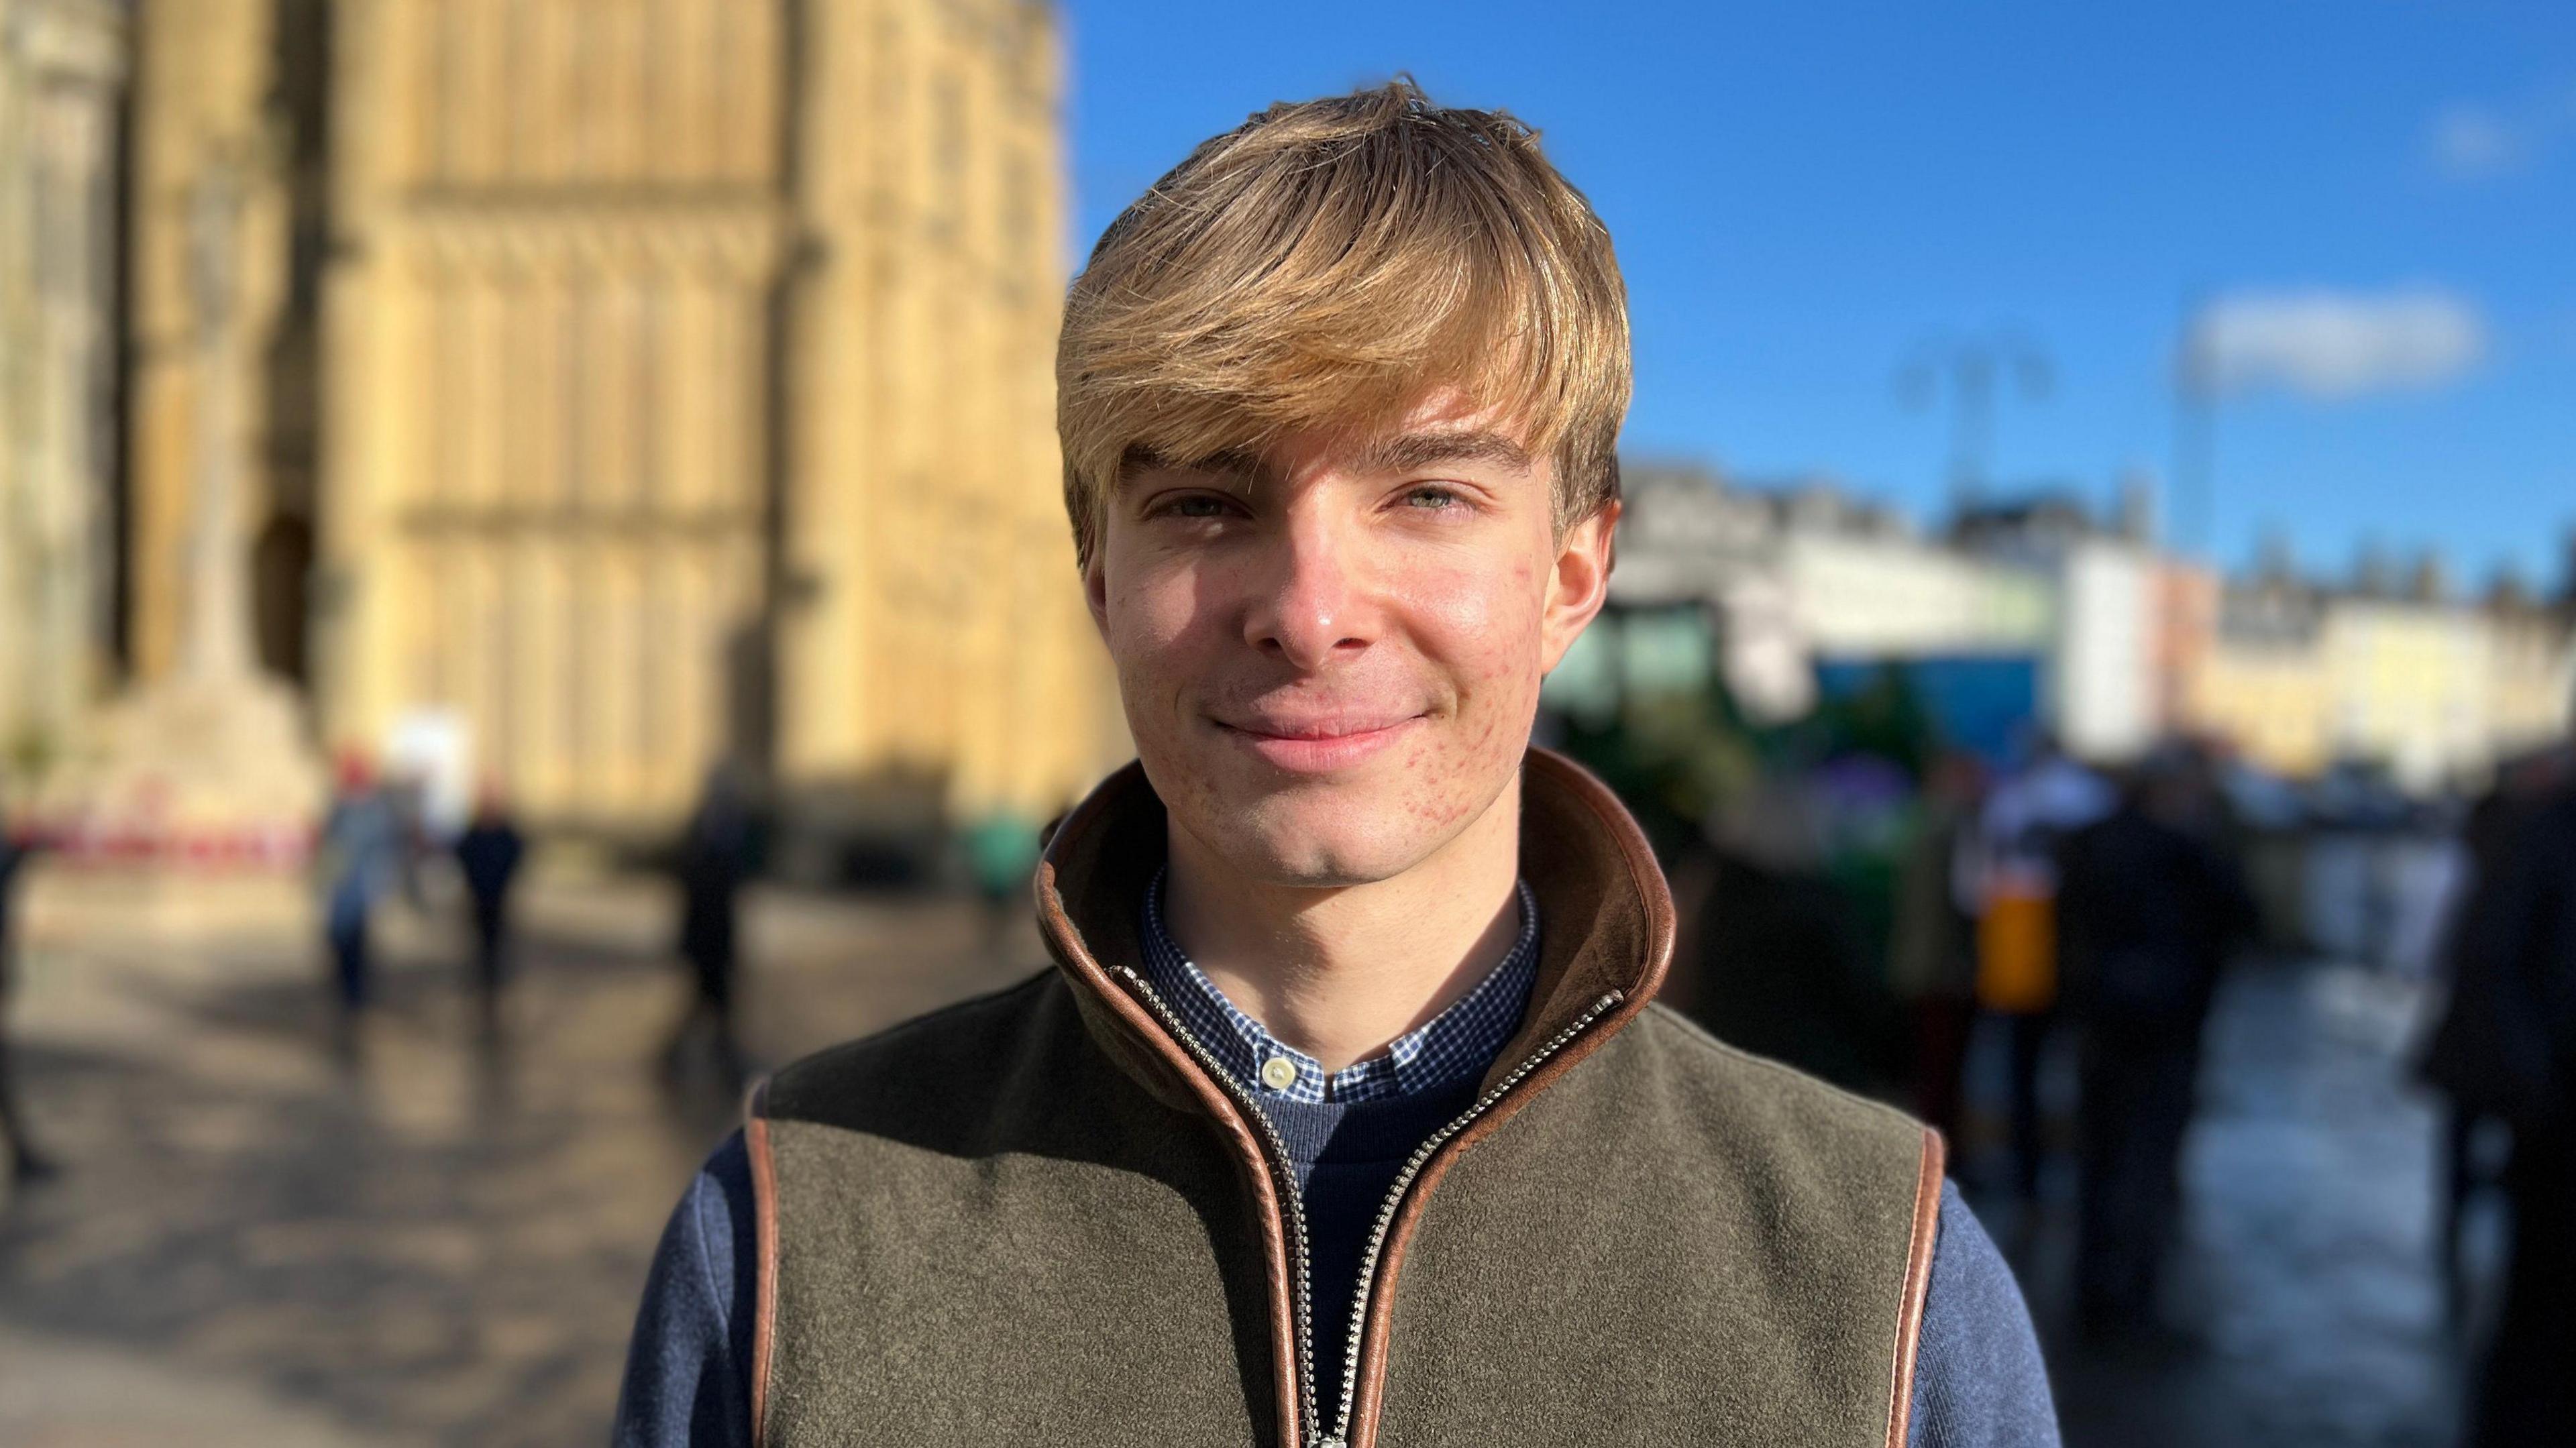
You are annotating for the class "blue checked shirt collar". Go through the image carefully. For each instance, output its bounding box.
[1138,869,1540,1105]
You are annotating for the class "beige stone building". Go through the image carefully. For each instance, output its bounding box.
[2187,613,2332,779]
[2181,569,2574,789]
[124,0,1120,838]
[0,0,124,782]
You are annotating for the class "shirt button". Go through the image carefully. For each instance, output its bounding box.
[1259,1056,1299,1091]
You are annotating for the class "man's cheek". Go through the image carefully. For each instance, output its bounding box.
[1125,560,1224,649]
[1409,558,1503,636]
[1419,571,1546,692]
[1108,587,1197,675]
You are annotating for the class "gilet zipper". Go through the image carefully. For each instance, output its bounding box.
[1116,967,1326,1443]
[1320,989,1624,1448]
[1118,966,1624,1448]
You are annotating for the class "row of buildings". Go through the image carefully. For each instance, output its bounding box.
[4,1,2557,858]
[1,0,1126,854]
[1574,465,2576,793]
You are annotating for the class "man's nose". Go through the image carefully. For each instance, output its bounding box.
[1241,516,1377,671]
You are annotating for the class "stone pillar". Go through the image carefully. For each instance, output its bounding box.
[40,103,323,862]
[178,160,260,687]
[0,0,126,785]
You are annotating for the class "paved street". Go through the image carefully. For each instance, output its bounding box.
[1990,958,2474,1448]
[0,870,2483,1445]
[0,868,1040,1447]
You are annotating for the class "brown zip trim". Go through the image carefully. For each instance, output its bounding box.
[1333,991,1627,1447]
[1035,848,1307,1448]
[745,1085,780,1447]
[1342,753,1676,1448]
[1884,1125,1947,1448]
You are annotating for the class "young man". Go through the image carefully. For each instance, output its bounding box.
[615,82,2057,1448]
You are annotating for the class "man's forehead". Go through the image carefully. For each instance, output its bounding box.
[1295,388,1537,464]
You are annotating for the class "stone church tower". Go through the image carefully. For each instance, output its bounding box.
[125,0,1120,838]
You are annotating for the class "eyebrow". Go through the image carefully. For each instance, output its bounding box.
[1348,429,1533,476]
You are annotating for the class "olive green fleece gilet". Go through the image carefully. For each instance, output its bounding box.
[746,753,1942,1448]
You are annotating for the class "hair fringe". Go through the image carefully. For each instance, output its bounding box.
[1057,79,1631,568]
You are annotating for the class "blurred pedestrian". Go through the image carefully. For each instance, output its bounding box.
[453,783,527,1031]
[316,750,405,1024]
[2055,744,2255,1339]
[665,762,753,1084]
[2418,743,2571,1315]
[2438,759,2576,1448]
[0,796,54,1184]
[1969,734,2114,1204]
[1892,751,1988,1142]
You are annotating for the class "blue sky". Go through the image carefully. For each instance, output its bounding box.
[1061,1,2574,589]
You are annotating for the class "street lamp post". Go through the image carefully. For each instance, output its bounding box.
[1895,329,2053,514]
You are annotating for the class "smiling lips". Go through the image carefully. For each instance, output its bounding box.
[1212,710,1425,773]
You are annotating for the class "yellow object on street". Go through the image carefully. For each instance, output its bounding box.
[1977,889,2057,1013]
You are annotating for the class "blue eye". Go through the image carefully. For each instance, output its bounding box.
[1169,496,1228,518]
[1404,487,1463,510]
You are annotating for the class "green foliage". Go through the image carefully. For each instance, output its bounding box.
[1556,675,1762,865]
[1807,663,1937,783]
[1554,657,1945,871]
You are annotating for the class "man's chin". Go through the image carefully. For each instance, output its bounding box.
[1201,793,1425,889]
[1150,726,1515,886]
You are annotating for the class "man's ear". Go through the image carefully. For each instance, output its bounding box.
[1082,549,1112,642]
[1540,500,1618,675]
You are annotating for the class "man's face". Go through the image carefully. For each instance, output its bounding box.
[1085,390,1615,887]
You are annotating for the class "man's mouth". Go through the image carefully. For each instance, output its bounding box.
[1209,710,1426,773]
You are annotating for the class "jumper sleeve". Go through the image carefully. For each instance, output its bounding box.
[1909,1182,2062,1448]
[612,1131,758,1448]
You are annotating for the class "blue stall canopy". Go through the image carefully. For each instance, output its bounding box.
[1814,653,2041,767]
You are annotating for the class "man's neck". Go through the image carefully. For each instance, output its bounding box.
[1161,777,1525,1075]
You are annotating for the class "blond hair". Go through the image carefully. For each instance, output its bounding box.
[1057,79,1631,568]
